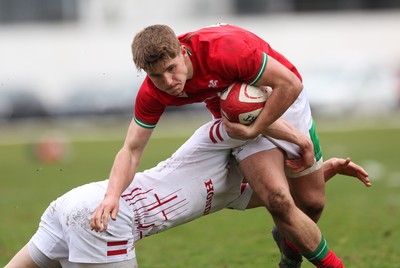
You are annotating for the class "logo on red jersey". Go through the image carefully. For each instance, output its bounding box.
[208,80,219,88]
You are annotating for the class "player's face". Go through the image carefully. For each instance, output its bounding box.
[146,47,191,96]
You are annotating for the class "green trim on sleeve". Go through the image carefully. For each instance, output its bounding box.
[134,116,157,129]
[185,32,196,43]
[249,52,268,85]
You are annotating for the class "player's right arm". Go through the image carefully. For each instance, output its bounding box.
[90,119,153,232]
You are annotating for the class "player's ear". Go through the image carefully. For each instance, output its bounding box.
[181,45,187,56]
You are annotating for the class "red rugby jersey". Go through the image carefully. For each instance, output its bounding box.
[134,24,301,128]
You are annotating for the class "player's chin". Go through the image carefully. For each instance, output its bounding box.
[167,87,184,96]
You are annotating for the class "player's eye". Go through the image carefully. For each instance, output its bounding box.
[167,65,176,72]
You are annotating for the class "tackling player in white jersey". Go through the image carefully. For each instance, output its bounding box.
[5,120,370,268]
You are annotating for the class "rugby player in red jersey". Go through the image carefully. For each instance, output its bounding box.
[91,23,346,267]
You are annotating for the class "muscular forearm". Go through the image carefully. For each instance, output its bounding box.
[106,147,141,198]
[105,120,153,198]
[262,118,313,153]
[253,80,302,135]
[90,120,152,232]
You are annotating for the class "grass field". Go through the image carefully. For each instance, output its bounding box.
[0,114,399,267]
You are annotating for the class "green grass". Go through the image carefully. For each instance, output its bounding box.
[0,117,399,267]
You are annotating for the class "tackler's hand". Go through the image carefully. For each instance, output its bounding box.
[323,157,371,187]
[90,195,120,232]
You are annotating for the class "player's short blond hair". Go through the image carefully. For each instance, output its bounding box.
[131,24,181,72]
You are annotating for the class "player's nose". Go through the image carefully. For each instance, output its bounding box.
[163,73,174,86]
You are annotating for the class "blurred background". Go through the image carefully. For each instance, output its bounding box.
[1,0,400,156]
[1,0,400,122]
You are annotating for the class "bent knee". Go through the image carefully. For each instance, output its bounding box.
[297,196,325,220]
[266,190,295,217]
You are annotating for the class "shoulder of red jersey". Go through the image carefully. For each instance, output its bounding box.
[180,23,301,83]
[180,23,269,85]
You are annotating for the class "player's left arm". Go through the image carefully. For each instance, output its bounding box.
[224,56,302,140]
[257,117,315,170]
[223,116,314,171]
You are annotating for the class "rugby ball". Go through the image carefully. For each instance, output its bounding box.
[220,82,272,125]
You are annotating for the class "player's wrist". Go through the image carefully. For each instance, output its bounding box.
[104,190,122,200]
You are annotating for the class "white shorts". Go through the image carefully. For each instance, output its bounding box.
[30,120,254,266]
[30,182,136,265]
[232,89,323,177]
